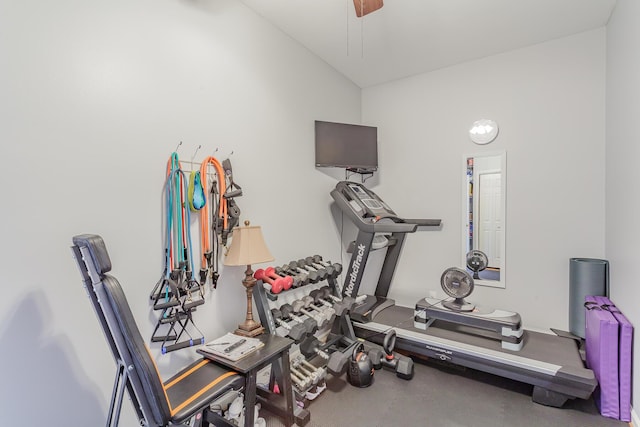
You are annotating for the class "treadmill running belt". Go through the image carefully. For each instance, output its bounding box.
[353,305,596,405]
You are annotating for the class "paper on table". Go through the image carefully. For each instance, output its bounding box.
[200,332,264,361]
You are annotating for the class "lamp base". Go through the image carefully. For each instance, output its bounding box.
[235,265,264,338]
[234,322,265,338]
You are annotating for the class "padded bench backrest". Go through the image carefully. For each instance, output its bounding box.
[72,234,172,425]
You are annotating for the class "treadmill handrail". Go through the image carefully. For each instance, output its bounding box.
[404,218,442,227]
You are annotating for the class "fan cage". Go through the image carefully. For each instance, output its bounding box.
[440,267,475,312]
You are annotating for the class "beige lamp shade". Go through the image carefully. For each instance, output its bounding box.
[223,224,274,267]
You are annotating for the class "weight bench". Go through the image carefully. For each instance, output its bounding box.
[71,234,244,427]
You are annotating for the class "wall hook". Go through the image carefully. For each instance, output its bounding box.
[191,145,202,163]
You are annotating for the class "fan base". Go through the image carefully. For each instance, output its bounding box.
[443,299,475,312]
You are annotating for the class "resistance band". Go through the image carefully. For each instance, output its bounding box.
[149,152,204,353]
[199,156,226,288]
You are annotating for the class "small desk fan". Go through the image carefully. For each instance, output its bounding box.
[440,267,475,312]
[466,250,488,279]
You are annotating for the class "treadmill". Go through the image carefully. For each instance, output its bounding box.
[331,180,596,407]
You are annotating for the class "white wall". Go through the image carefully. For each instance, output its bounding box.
[0,0,622,423]
[0,1,360,425]
[605,0,640,421]
[361,29,606,330]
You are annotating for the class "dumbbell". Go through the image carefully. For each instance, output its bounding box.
[321,287,356,313]
[292,358,326,385]
[280,303,318,335]
[297,259,327,280]
[367,347,384,370]
[292,299,328,328]
[282,268,317,285]
[310,288,351,317]
[322,287,357,313]
[304,256,335,277]
[326,347,351,376]
[383,330,414,380]
[298,357,326,377]
[254,268,286,294]
[297,260,328,281]
[311,255,343,276]
[288,261,318,283]
[270,308,307,342]
[275,266,305,287]
[292,299,327,328]
[299,337,330,360]
[264,266,293,290]
[284,264,310,286]
[289,367,312,389]
[302,295,336,324]
[304,256,339,278]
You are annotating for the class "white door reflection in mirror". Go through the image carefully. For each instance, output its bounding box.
[462,151,506,288]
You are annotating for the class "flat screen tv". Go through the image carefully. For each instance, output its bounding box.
[315,120,378,172]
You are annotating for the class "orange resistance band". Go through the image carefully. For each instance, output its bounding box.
[199,156,227,268]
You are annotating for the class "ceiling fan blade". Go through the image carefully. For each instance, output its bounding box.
[353,0,384,18]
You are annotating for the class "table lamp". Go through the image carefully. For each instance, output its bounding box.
[223,220,274,337]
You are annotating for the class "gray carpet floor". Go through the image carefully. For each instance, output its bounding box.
[260,359,627,427]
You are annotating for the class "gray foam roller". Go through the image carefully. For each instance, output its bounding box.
[569,258,609,338]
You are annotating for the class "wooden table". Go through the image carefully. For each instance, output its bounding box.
[198,334,302,427]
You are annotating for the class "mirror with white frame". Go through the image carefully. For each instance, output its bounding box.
[462,151,506,288]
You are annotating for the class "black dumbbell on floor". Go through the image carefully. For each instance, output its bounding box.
[371,329,415,380]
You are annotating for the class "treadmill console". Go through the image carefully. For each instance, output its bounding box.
[331,181,441,235]
[336,181,398,221]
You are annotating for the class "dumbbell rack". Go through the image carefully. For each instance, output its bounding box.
[253,258,358,402]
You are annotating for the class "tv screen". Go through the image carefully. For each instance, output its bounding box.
[315,120,378,171]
